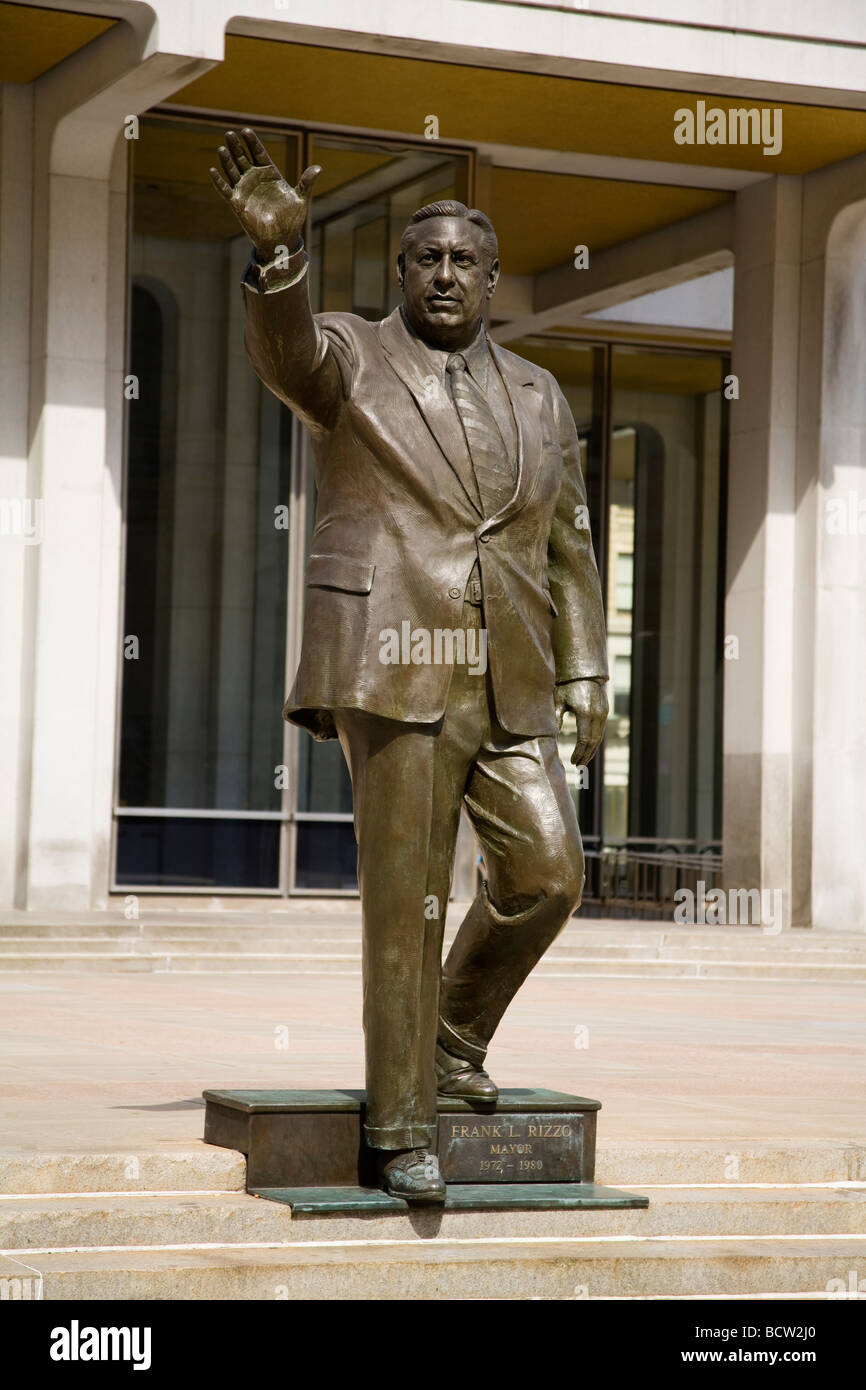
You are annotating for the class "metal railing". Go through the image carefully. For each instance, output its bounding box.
[580,840,722,919]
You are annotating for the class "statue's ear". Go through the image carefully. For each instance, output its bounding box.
[396,251,405,288]
[487,257,500,297]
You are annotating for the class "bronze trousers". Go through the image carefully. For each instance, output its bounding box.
[333,601,585,1150]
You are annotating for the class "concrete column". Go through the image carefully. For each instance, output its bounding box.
[20,24,217,910]
[776,147,866,932]
[0,83,34,909]
[723,175,802,924]
[695,390,722,845]
[809,198,866,930]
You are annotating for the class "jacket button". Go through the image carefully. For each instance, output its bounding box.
[448,586,461,598]
[480,533,491,543]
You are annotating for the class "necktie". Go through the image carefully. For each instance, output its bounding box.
[445,353,515,516]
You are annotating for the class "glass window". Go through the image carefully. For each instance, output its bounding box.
[116,117,302,887]
[115,818,280,890]
[498,339,606,845]
[615,552,634,612]
[308,134,470,321]
[498,337,725,856]
[613,655,632,718]
[608,346,725,847]
[294,822,358,892]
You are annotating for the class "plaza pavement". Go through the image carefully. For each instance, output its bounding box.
[1,926,863,1158]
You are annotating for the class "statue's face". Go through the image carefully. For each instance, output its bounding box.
[399,217,499,349]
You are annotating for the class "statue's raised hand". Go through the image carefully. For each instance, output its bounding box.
[210,127,321,264]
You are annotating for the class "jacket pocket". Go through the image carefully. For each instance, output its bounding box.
[306,553,376,594]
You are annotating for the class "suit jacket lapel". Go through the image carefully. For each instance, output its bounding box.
[488,341,545,526]
[379,310,483,516]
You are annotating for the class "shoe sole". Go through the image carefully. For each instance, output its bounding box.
[384,1188,447,1205]
[436,1091,498,1104]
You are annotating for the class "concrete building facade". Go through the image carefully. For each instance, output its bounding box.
[1,0,865,928]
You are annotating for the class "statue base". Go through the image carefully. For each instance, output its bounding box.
[203,1087,648,1211]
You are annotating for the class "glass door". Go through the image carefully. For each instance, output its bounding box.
[608,346,726,850]
[496,338,607,852]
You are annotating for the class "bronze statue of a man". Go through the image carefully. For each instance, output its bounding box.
[211,129,609,1204]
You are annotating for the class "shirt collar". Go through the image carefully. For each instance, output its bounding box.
[400,309,491,390]
[457,325,490,390]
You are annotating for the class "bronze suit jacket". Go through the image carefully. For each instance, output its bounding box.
[242,247,608,740]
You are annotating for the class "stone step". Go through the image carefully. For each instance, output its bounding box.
[0,936,366,955]
[536,957,866,980]
[0,938,157,955]
[0,1192,293,1249]
[595,1146,866,1186]
[560,927,866,949]
[551,941,866,963]
[0,905,365,930]
[0,952,364,973]
[11,921,425,939]
[3,1143,863,1196]
[2,919,863,948]
[0,1147,244,1196]
[2,949,864,978]
[2,934,863,964]
[5,1234,865,1300]
[2,1185,866,1250]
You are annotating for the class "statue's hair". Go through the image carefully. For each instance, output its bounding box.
[400,200,498,262]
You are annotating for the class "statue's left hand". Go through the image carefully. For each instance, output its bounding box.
[555,678,608,766]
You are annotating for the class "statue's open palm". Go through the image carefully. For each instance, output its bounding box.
[210,127,321,263]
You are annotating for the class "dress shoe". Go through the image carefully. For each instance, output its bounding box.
[435,1043,498,1103]
[382,1148,446,1204]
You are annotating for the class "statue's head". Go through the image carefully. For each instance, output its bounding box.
[397,201,500,350]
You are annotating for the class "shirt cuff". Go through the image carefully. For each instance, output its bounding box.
[243,242,308,294]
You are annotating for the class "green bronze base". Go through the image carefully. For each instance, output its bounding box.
[250,1182,648,1214]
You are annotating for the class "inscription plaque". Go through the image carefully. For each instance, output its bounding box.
[438,1111,584,1183]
